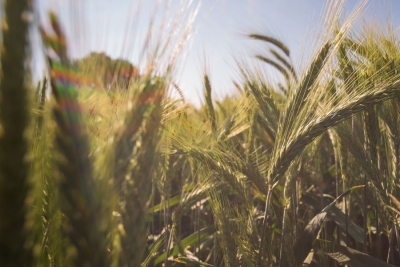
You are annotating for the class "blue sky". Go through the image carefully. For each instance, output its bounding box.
[35,0,400,106]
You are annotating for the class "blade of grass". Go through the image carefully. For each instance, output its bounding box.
[294,185,364,265]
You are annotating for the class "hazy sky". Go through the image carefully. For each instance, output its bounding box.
[35,0,400,106]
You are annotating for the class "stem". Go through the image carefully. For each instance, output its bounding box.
[375,192,380,259]
[0,0,31,265]
[387,224,395,263]
[257,187,273,267]
[279,205,287,267]
[197,202,200,255]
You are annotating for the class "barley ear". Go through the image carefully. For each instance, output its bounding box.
[204,75,217,134]
[42,12,110,267]
[113,78,166,267]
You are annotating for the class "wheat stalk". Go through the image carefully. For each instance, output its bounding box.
[0,0,32,265]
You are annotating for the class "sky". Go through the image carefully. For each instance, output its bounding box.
[34,0,400,106]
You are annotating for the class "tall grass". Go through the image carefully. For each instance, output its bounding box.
[1,0,400,266]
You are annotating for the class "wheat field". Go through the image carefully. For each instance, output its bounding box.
[0,0,400,266]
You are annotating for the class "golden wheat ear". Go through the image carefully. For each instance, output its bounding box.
[41,11,110,267]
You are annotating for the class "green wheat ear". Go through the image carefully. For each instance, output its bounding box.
[42,11,110,267]
[113,77,166,267]
[0,0,32,266]
[204,74,217,134]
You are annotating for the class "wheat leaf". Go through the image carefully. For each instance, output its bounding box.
[248,34,290,57]
[174,256,214,266]
[294,185,364,265]
[319,240,397,267]
[155,226,216,265]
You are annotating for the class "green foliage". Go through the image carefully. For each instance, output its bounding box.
[1,2,400,267]
[72,52,139,90]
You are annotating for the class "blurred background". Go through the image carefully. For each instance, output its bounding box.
[33,0,400,106]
